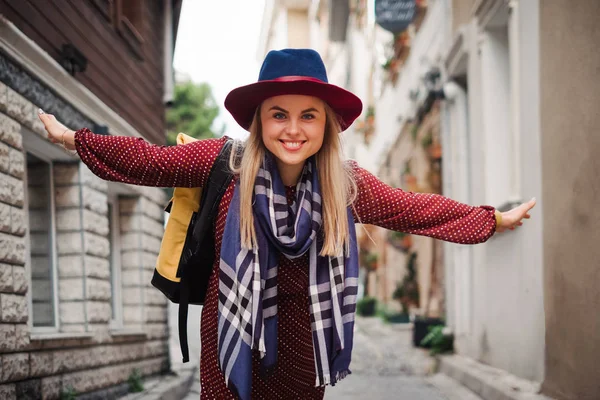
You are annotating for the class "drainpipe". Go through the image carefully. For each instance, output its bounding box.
[163,0,174,106]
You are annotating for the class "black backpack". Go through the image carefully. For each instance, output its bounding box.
[151,140,234,362]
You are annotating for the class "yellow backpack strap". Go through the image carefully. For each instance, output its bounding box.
[153,133,202,285]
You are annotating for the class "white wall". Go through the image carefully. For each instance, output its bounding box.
[352,0,448,174]
[444,0,545,382]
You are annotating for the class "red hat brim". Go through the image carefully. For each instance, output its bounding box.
[224,77,363,131]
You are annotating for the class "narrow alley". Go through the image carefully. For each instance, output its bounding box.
[178,316,480,400]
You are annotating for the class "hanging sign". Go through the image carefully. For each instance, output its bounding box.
[375,0,416,33]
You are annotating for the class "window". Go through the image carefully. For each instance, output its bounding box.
[90,0,114,23]
[26,152,58,329]
[108,195,123,329]
[115,0,145,59]
[89,0,145,59]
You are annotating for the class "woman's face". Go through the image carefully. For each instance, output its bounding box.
[260,95,326,175]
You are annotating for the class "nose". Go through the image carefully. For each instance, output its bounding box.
[286,118,300,135]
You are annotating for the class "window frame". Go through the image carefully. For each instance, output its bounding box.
[114,0,145,60]
[24,148,59,333]
[107,193,124,330]
[90,0,114,23]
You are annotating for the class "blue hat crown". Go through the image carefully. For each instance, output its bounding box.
[258,49,329,83]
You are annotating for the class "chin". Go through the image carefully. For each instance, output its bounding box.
[278,155,307,166]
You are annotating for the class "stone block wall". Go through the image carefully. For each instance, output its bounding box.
[0,81,170,399]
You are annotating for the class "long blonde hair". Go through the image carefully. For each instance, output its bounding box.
[230,104,357,257]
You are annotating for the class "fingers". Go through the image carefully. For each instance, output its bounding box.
[524,198,536,211]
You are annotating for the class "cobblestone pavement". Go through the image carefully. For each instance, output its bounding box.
[324,317,449,400]
[177,313,479,400]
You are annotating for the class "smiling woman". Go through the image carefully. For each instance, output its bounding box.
[260,95,327,184]
[38,48,535,400]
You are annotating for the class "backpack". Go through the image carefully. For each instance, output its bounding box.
[151,133,234,362]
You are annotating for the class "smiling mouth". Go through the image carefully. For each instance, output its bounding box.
[279,140,306,151]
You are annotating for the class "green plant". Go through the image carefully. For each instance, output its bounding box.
[382,58,392,71]
[389,231,406,240]
[356,296,377,316]
[420,324,454,355]
[366,106,375,118]
[60,386,77,400]
[388,231,413,253]
[360,251,379,271]
[392,253,420,313]
[411,124,419,141]
[365,252,378,265]
[402,161,412,176]
[376,303,410,324]
[128,368,144,393]
[421,130,433,148]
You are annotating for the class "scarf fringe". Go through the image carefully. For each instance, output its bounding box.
[315,369,352,388]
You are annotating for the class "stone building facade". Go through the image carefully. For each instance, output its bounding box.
[0,0,182,397]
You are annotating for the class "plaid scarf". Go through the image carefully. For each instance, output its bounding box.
[217,154,359,399]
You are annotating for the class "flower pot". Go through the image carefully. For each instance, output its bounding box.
[427,144,442,159]
[385,313,410,324]
[404,174,417,186]
[413,317,443,348]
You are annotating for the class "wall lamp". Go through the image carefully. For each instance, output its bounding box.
[60,44,88,77]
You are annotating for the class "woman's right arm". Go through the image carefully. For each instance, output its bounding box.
[38,111,226,188]
[75,129,227,188]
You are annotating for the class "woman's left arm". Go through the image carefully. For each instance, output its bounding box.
[350,162,535,244]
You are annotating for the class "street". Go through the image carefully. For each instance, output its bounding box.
[324,317,460,400]
[174,313,479,400]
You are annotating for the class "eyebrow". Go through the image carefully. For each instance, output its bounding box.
[268,106,321,114]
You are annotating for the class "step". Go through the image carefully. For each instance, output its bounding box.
[439,355,553,400]
[427,373,484,400]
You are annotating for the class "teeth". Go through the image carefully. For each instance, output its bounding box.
[283,141,302,148]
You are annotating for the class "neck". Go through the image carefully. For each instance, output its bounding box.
[276,160,304,186]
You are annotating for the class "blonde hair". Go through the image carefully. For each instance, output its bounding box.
[230,104,357,257]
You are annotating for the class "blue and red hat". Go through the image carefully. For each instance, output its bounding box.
[225,48,363,131]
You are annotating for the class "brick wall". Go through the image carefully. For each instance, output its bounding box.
[0,80,170,399]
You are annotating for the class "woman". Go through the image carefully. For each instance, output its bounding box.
[39,49,535,400]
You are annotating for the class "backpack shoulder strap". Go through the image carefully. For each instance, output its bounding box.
[192,139,234,242]
[178,139,234,363]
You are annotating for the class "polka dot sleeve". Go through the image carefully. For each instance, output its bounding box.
[350,161,497,244]
[74,128,228,188]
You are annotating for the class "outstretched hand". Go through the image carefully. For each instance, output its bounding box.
[496,198,536,233]
[37,109,76,151]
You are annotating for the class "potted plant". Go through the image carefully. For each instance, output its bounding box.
[427,168,442,193]
[413,241,444,348]
[421,130,442,160]
[382,57,399,85]
[394,30,411,49]
[402,165,418,192]
[356,296,377,316]
[420,324,454,355]
[377,303,410,324]
[411,124,419,142]
[365,252,378,271]
[388,231,412,253]
[392,252,420,316]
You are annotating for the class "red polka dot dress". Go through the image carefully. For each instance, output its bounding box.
[75,131,497,399]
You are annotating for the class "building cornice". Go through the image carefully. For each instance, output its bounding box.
[0,15,143,138]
